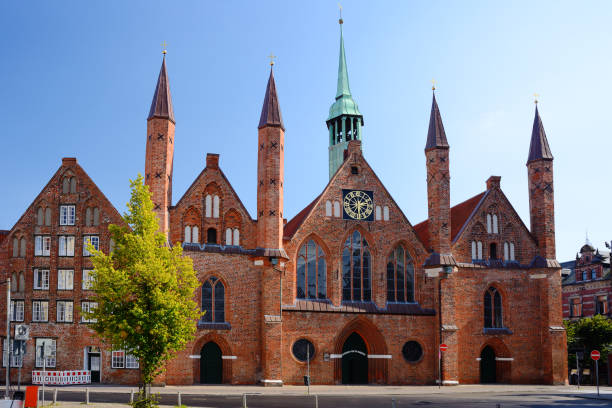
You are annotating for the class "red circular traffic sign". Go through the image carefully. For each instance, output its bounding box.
[591,350,600,361]
[440,343,448,352]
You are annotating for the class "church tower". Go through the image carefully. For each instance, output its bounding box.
[527,102,556,260]
[257,65,285,251]
[326,17,363,179]
[144,53,175,236]
[424,89,452,264]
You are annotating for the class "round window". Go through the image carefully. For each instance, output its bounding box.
[292,339,315,362]
[402,341,423,363]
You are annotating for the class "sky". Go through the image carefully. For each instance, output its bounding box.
[1,1,611,261]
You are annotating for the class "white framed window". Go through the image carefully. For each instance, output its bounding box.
[57,269,74,290]
[34,269,50,290]
[375,206,382,221]
[213,195,220,218]
[111,350,125,368]
[125,354,139,369]
[233,228,239,246]
[192,226,199,243]
[486,214,492,233]
[225,228,232,245]
[477,241,483,260]
[325,200,332,217]
[3,340,23,368]
[83,235,99,256]
[472,241,477,260]
[81,301,98,323]
[82,269,94,290]
[35,236,51,256]
[56,301,73,322]
[59,205,76,225]
[58,236,75,257]
[333,201,341,217]
[184,226,191,243]
[10,300,24,322]
[205,195,212,218]
[383,206,390,221]
[35,338,56,368]
[492,214,498,234]
[32,300,49,322]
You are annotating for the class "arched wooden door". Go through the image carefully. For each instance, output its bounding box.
[200,342,222,384]
[480,346,496,383]
[341,332,368,384]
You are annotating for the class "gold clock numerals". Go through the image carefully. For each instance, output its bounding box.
[343,190,373,220]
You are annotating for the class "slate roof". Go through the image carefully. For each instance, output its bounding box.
[413,191,486,251]
[527,105,553,163]
[258,68,284,130]
[424,92,449,151]
[147,56,175,123]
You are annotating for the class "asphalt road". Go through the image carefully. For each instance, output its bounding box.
[35,390,611,407]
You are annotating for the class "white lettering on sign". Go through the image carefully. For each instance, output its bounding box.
[330,354,342,359]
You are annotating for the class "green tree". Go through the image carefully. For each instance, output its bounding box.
[565,315,612,382]
[85,175,201,401]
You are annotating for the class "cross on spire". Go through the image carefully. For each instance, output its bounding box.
[431,79,437,91]
[161,41,168,55]
[268,53,276,66]
[338,2,343,24]
[534,93,539,104]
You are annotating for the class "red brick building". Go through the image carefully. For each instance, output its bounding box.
[0,22,567,385]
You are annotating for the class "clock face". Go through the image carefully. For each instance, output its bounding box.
[342,189,374,221]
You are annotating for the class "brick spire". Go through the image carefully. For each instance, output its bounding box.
[147,55,175,123]
[425,91,449,151]
[527,105,553,163]
[258,68,284,130]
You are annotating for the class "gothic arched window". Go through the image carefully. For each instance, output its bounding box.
[342,230,371,302]
[484,286,503,328]
[296,240,326,299]
[202,276,225,323]
[386,245,415,303]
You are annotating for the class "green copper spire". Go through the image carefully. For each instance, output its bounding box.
[327,18,364,179]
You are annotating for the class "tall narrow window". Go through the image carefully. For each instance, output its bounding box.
[18,273,24,293]
[35,236,51,256]
[93,208,100,226]
[37,208,44,226]
[69,177,76,193]
[486,214,492,233]
[387,245,415,303]
[34,269,50,290]
[10,301,24,322]
[503,242,509,260]
[484,287,503,328]
[325,201,332,217]
[207,228,217,244]
[595,296,608,315]
[85,208,92,226]
[213,195,220,218]
[32,301,49,322]
[477,241,483,260]
[571,298,582,317]
[383,206,390,221]
[492,215,498,234]
[342,230,371,302]
[233,228,240,245]
[333,201,340,217]
[184,226,192,243]
[490,243,497,260]
[62,178,70,194]
[60,205,75,225]
[44,208,51,226]
[12,238,18,258]
[83,235,99,256]
[58,236,75,257]
[20,238,26,257]
[10,274,16,292]
[375,206,382,221]
[56,301,73,322]
[192,226,199,243]
[510,243,515,260]
[225,228,232,245]
[201,276,225,323]
[205,195,212,218]
[35,339,55,367]
[296,240,326,299]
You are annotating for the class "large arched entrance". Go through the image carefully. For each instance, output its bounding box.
[342,332,368,384]
[200,342,222,384]
[480,346,496,383]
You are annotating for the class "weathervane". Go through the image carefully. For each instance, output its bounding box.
[268,53,276,66]
[431,79,437,91]
[534,93,539,104]
[338,3,343,24]
[161,41,168,55]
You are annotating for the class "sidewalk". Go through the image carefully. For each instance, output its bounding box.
[52,383,612,398]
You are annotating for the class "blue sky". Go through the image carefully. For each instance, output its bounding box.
[1,1,610,260]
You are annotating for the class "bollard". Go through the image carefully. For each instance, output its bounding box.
[315,394,318,408]
[53,389,57,405]
[130,389,134,403]
[391,397,396,408]
[242,393,247,408]
[177,391,181,407]
[85,387,89,405]
[496,404,501,408]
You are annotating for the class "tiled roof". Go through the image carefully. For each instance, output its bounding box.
[282,299,435,316]
[414,191,486,251]
[283,195,320,239]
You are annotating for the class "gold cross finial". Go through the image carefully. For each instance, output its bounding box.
[431,79,436,91]
[534,93,539,104]
[161,41,168,55]
[268,53,276,66]
[338,3,343,24]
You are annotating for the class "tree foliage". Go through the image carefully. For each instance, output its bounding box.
[85,175,201,388]
[564,315,612,368]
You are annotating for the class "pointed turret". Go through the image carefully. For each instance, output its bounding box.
[258,68,284,130]
[526,103,556,261]
[424,90,453,266]
[147,55,175,123]
[145,55,176,236]
[425,92,449,151]
[527,105,553,163]
[327,19,364,179]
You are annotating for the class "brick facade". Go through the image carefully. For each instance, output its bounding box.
[0,54,567,386]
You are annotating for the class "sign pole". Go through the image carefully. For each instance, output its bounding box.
[596,359,599,397]
[438,349,441,389]
[576,352,580,389]
[5,279,10,400]
[307,347,310,396]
